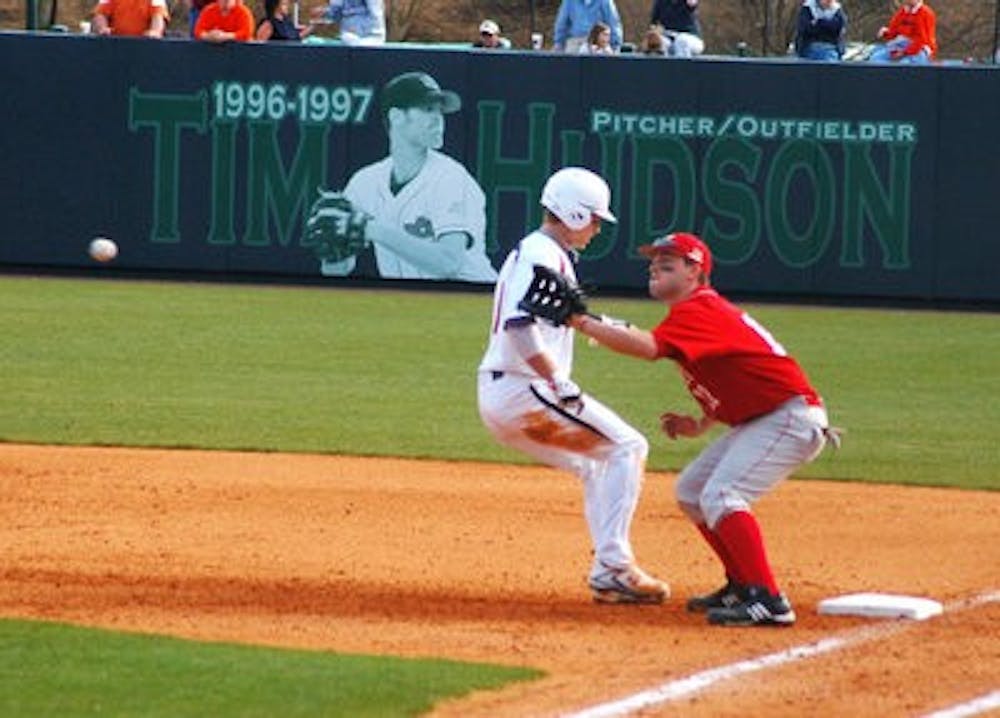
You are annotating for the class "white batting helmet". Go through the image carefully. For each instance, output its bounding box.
[540,167,617,231]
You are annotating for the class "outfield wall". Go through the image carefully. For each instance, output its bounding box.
[2,32,998,301]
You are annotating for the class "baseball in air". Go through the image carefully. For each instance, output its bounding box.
[88,237,118,263]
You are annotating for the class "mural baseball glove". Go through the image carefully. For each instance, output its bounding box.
[305,189,371,263]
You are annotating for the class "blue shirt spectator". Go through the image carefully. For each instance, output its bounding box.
[310,0,385,45]
[794,0,847,61]
[554,0,623,53]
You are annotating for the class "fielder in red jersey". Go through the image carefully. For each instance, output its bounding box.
[569,232,839,626]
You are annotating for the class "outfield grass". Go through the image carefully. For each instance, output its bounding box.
[0,275,996,490]
[0,619,540,717]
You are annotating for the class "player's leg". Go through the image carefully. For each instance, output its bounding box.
[551,390,670,604]
[478,373,604,475]
[481,376,666,602]
[675,433,746,611]
[697,398,827,625]
[478,374,616,563]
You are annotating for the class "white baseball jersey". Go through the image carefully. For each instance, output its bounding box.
[478,230,578,378]
[344,150,497,282]
[477,230,653,576]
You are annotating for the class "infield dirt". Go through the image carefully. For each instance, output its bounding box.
[1,444,997,716]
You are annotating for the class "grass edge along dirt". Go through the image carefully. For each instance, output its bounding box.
[0,618,541,717]
[0,275,996,491]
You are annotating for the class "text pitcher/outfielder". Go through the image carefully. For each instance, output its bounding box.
[477,167,669,604]
[563,232,839,626]
[317,72,497,282]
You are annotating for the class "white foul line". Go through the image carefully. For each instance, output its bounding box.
[562,590,1000,718]
[919,690,1000,718]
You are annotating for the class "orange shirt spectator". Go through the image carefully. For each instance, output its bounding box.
[879,0,936,59]
[194,0,255,42]
[91,0,168,37]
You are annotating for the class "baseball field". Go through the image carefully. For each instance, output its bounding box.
[1,275,998,717]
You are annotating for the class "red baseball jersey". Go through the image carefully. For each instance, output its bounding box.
[651,287,821,425]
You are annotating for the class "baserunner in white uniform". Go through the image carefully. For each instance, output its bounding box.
[477,167,669,604]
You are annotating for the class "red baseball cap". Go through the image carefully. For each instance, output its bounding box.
[638,232,713,276]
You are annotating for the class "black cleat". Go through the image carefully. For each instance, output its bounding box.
[686,579,744,613]
[706,585,796,627]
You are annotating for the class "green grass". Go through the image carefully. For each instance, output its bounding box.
[0,619,540,717]
[0,275,997,490]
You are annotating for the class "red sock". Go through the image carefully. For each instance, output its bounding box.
[695,523,743,584]
[714,511,778,594]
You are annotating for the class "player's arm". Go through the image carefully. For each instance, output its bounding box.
[365,223,468,278]
[569,313,659,360]
[507,318,581,403]
[512,324,558,383]
[660,412,715,439]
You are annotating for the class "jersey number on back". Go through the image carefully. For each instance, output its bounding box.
[741,313,787,356]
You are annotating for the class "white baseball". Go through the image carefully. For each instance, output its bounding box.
[89,237,118,262]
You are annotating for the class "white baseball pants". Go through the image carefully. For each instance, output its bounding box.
[675,396,828,528]
[477,371,649,576]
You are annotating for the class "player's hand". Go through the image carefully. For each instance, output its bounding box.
[550,377,583,409]
[660,412,708,439]
[877,26,888,39]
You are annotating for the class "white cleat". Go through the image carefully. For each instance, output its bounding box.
[589,564,670,605]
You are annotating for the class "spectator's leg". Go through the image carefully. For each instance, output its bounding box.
[872,36,913,62]
[808,43,840,62]
[868,43,891,62]
[900,48,932,64]
[673,32,704,57]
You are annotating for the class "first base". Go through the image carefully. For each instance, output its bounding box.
[817,592,943,620]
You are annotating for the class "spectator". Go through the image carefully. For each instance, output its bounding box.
[473,19,511,49]
[650,0,703,58]
[868,0,936,64]
[794,0,846,61]
[193,0,254,41]
[256,0,311,41]
[187,0,210,37]
[553,0,623,54]
[640,25,667,55]
[579,21,615,54]
[310,0,386,46]
[91,0,168,37]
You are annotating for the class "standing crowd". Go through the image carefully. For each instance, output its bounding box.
[89,0,385,43]
[85,0,940,64]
